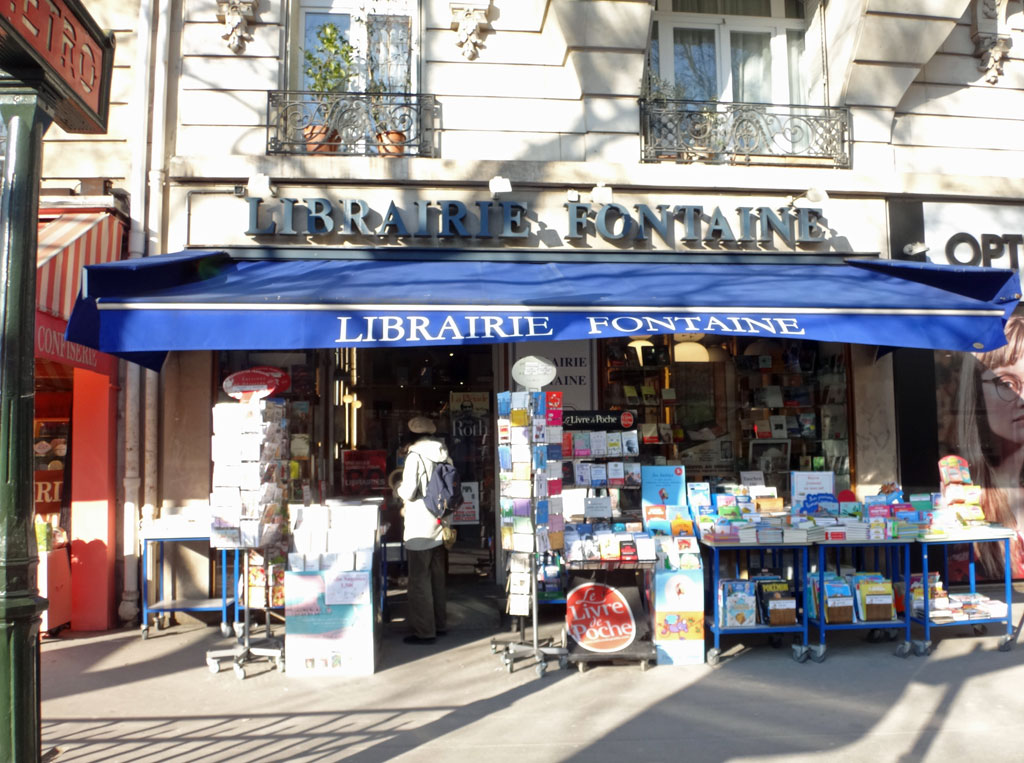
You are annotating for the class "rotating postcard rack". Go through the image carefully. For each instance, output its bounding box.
[491,375,568,678]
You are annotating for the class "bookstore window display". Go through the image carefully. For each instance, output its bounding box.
[601,336,852,504]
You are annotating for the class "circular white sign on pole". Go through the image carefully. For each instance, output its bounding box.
[511,355,557,390]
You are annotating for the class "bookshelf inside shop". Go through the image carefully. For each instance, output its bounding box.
[602,336,852,502]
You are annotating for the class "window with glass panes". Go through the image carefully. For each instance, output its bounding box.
[291,0,416,93]
[650,0,809,105]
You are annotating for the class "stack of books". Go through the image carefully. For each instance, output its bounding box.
[737,525,760,544]
[783,524,826,543]
[839,520,869,540]
[757,526,784,544]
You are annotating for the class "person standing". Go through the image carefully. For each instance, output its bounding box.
[397,416,450,644]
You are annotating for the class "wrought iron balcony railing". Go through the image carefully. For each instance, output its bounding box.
[267,91,437,157]
[641,99,850,168]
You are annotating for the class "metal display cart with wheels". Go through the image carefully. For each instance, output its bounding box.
[206,547,284,679]
[140,534,239,640]
[911,527,1015,656]
[701,538,811,664]
[808,538,913,662]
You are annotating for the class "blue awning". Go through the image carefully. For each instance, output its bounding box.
[65,251,1021,370]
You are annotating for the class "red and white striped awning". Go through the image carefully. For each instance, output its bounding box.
[37,212,125,320]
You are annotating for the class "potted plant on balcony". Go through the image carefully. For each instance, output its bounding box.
[302,23,356,153]
[366,78,407,157]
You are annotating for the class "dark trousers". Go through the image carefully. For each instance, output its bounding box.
[406,545,447,638]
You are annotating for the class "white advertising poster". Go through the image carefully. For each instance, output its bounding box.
[790,471,836,512]
[453,481,480,525]
[510,340,595,411]
[324,571,372,606]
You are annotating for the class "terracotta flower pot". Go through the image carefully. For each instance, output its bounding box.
[303,123,339,154]
[376,130,406,157]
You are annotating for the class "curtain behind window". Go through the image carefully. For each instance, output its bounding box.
[673,28,717,100]
[730,31,771,102]
[368,14,411,92]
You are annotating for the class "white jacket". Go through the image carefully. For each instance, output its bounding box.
[398,437,451,550]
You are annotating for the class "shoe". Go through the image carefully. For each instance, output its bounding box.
[403,634,436,645]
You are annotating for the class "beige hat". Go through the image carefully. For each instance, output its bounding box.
[408,416,436,434]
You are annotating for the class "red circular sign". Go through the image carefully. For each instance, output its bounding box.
[223,368,284,401]
[620,411,634,428]
[565,582,636,653]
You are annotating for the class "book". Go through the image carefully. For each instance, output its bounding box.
[606,431,623,457]
[624,462,642,488]
[641,385,658,405]
[757,579,797,626]
[719,580,757,627]
[590,464,608,488]
[641,423,660,444]
[623,385,640,406]
[607,461,625,488]
[589,430,608,457]
[572,431,591,457]
[622,430,640,456]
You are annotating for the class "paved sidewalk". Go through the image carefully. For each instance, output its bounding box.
[41,582,1024,763]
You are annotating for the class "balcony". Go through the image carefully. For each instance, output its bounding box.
[267,91,437,157]
[640,99,850,168]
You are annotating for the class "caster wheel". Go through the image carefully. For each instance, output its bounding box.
[792,646,809,663]
[912,640,931,657]
[233,663,246,680]
[276,658,285,673]
[220,623,233,638]
[490,641,497,654]
[558,656,568,671]
[894,642,911,658]
[640,659,650,672]
[155,617,167,631]
[536,662,547,678]
[999,635,1015,652]
[809,646,826,664]
[707,648,720,667]
[972,624,988,636]
[207,659,220,674]
[505,661,513,674]
[577,661,588,673]
[233,622,244,638]
[140,627,149,641]
[561,626,569,649]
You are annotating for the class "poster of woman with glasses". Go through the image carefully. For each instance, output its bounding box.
[936,311,1024,581]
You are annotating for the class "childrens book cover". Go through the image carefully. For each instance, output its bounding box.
[687,482,712,511]
[546,390,563,410]
[546,408,563,426]
[756,579,797,626]
[641,465,687,508]
[496,391,512,418]
[719,580,757,627]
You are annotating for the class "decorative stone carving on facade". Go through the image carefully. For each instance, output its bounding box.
[450,2,492,60]
[217,0,259,54]
[971,0,1012,84]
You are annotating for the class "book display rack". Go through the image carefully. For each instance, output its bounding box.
[808,538,913,662]
[701,538,812,664]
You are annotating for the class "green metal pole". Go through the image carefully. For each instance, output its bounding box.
[0,89,52,763]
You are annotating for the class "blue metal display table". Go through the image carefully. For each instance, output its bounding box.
[140,535,239,639]
[809,538,913,662]
[700,538,811,664]
[911,527,1015,655]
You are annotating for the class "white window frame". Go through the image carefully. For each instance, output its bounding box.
[652,0,806,104]
[289,0,420,93]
